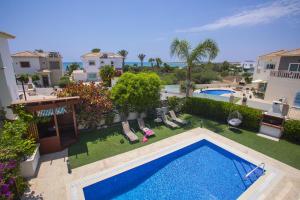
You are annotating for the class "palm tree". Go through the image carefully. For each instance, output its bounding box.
[170,38,219,97]
[118,50,128,69]
[16,74,29,101]
[155,58,162,67]
[148,58,155,68]
[138,54,146,67]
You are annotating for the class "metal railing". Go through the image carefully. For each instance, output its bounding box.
[270,70,300,79]
[244,163,265,179]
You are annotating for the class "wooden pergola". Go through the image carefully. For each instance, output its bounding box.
[11,96,80,154]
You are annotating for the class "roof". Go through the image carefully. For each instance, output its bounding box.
[12,51,46,58]
[0,31,15,39]
[11,96,80,105]
[259,50,288,58]
[281,48,300,56]
[81,52,123,59]
[12,51,61,58]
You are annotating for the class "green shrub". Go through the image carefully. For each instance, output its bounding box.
[167,96,185,112]
[59,76,72,88]
[184,97,262,131]
[283,120,300,143]
[104,112,115,126]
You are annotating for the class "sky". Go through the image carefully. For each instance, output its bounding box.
[1,0,300,62]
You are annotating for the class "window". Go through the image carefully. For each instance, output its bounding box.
[294,91,300,108]
[89,61,95,66]
[289,63,300,72]
[111,61,114,66]
[87,73,97,80]
[49,61,60,69]
[265,63,275,69]
[100,61,104,64]
[20,61,30,68]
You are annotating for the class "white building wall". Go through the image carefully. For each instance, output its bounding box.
[264,77,300,106]
[82,56,123,81]
[253,56,281,81]
[12,56,41,75]
[0,37,19,119]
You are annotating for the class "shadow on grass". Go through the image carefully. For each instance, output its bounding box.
[229,127,243,134]
[69,125,122,158]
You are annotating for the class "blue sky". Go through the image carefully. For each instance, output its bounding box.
[1,0,300,62]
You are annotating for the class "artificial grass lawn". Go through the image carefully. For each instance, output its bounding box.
[68,114,300,170]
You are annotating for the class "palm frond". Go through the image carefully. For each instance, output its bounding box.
[170,38,190,60]
[190,39,219,63]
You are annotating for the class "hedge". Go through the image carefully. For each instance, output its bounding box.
[283,120,300,143]
[184,97,262,131]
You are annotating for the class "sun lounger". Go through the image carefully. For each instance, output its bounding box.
[169,110,188,125]
[161,112,179,128]
[122,121,139,142]
[137,118,155,137]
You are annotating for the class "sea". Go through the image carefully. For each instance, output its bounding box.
[63,61,186,70]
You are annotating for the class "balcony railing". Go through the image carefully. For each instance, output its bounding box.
[270,70,300,79]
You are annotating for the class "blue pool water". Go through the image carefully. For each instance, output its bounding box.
[200,89,235,96]
[83,140,263,200]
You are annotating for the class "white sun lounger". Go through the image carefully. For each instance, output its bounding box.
[122,121,139,142]
[169,110,188,125]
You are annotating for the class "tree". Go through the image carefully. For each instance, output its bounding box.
[170,38,219,97]
[155,57,162,67]
[91,48,101,53]
[118,50,128,69]
[57,82,113,128]
[58,76,72,88]
[138,54,146,67]
[66,62,81,75]
[31,74,40,83]
[16,74,29,101]
[99,65,115,87]
[111,72,161,118]
[148,58,155,68]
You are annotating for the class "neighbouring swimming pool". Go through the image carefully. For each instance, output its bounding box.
[199,89,235,96]
[83,140,264,200]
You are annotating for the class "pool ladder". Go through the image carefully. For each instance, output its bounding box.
[244,163,265,179]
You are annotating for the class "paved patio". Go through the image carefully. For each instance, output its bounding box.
[24,128,300,200]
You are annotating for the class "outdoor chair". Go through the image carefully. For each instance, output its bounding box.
[137,118,155,137]
[227,110,243,128]
[169,110,188,125]
[161,112,179,128]
[121,121,139,143]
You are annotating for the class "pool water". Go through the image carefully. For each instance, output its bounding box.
[83,140,263,200]
[200,89,235,95]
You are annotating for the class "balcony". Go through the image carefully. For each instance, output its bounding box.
[270,70,300,79]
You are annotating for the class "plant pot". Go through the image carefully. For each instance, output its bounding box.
[20,144,40,178]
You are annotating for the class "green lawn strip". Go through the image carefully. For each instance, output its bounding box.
[68,114,300,170]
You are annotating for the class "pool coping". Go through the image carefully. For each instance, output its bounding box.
[68,128,283,200]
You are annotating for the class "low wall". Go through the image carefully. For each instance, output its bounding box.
[246,100,272,111]
[193,93,230,102]
[265,76,300,106]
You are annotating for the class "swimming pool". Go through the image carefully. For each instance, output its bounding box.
[199,89,235,96]
[83,140,264,200]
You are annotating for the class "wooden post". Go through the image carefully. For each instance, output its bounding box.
[53,107,60,137]
[72,104,78,137]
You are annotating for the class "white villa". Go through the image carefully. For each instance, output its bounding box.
[253,49,300,107]
[0,32,19,119]
[80,51,123,81]
[240,60,256,73]
[12,50,63,87]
